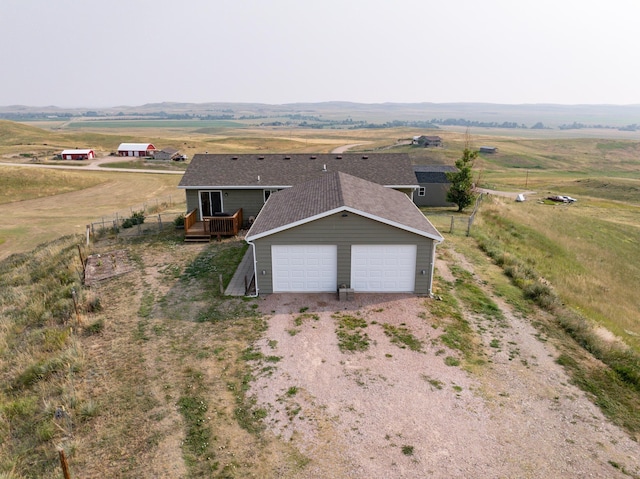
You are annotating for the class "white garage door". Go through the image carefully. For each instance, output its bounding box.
[351,245,417,292]
[272,245,337,292]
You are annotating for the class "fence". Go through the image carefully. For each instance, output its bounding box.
[424,193,485,236]
[87,194,187,241]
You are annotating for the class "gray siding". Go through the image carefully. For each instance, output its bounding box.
[184,188,268,225]
[251,212,436,295]
[414,183,454,207]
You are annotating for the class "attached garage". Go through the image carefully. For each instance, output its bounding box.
[245,171,443,296]
[351,245,417,292]
[272,245,337,292]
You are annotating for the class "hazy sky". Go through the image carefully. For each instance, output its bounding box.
[1,0,639,107]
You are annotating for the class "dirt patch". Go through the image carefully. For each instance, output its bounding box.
[84,250,134,286]
[248,284,640,478]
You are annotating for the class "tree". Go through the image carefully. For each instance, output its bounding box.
[446,147,478,212]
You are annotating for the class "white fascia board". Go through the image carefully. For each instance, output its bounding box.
[246,206,444,243]
[177,185,291,190]
[344,207,444,242]
[245,207,346,242]
[385,184,420,189]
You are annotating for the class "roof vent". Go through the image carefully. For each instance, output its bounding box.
[322,164,327,172]
[231,156,238,160]
[258,156,264,160]
[284,156,291,160]
[310,155,317,159]
[257,175,261,182]
[336,155,342,159]
[362,155,368,159]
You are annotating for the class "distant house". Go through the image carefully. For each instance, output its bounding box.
[117,143,156,157]
[413,165,457,207]
[61,149,94,160]
[412,135,442,148]
[245,171,443,295]
[479,146,498,154]
[152,148,185,161]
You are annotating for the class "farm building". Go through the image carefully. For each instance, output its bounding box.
[245,171,443,296]
[117,143,156,157]
[412,135,442,147]
[413,165,457,207]
[61,149,95,160]
[479,146,498,154]
[151,148,186,161]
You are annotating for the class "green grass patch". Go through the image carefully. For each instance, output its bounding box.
[333,313,370,352]
[382,323,423,351]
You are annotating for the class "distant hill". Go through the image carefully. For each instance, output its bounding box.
[1,102,640,129]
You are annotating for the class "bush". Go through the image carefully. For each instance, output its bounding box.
[122,211,145,229]
[173,213,185,228]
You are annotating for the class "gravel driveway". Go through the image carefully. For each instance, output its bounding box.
[249,284,640,478]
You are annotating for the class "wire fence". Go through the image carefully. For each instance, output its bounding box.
[87,194,187,241]
[424,193,485,236]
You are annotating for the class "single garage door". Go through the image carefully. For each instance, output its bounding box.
[272,245,337,292]
[351,245,417,292]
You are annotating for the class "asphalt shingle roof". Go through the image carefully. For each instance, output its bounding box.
[178,153,418,188]
[246,171,443,241]
[413,165,457,184]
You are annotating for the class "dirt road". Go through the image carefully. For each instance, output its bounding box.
[248,251,640,477]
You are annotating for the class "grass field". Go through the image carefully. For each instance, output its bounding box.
[0,117,639,477]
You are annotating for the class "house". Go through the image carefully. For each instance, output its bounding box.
[178,153,419,227]
[61,149,95,160]
[245,171,443,295]
[413,165,457,207]
[412,135,442,147]
[479,146,498,154]
[117,143,156,157]
[151,148,185,161]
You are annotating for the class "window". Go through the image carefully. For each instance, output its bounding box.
[418,187,426,197]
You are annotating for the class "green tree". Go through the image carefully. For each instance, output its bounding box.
[446,147,477,212]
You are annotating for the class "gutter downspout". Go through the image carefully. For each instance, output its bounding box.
[428,237,444,296]
[246,240,259,297]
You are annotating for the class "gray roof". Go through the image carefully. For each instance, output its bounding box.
[246,171,443,242]
[178,153,418,189]
[413,165,457,184]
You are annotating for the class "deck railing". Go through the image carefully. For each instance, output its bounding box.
[204,208,243,236]
[184,209,198,231]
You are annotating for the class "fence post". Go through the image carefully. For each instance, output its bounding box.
[158,214,162,230]
[467,215,473,236]
[450,216,455,234]
[58,448,71,479]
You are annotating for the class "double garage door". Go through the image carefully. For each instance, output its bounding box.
[271,244,416,293]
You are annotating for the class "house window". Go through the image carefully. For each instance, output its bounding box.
[264,189,279,202]
[418,187,426,197]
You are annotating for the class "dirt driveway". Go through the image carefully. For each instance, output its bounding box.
[249,279,639,477]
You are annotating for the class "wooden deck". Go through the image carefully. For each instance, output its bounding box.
[185,208,243,242]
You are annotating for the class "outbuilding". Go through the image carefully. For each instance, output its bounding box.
[117,143,156,157]
[245,171,443,296]
[61,149,95,160]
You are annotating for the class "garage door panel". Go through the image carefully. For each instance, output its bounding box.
[272,245,337,293]
[351,245,416,293]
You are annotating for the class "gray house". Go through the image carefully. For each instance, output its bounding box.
[178,153,419,224]
[245,171,443,295]
[413,165,457,207]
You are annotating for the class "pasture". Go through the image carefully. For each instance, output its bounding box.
[1,117,639,477]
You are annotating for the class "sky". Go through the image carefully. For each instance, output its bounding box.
[1,0,639,107]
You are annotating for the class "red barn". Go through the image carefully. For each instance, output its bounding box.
[117,143,156,157]
[61,149,95,160]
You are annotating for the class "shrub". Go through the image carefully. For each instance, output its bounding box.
[122,211,145,229]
